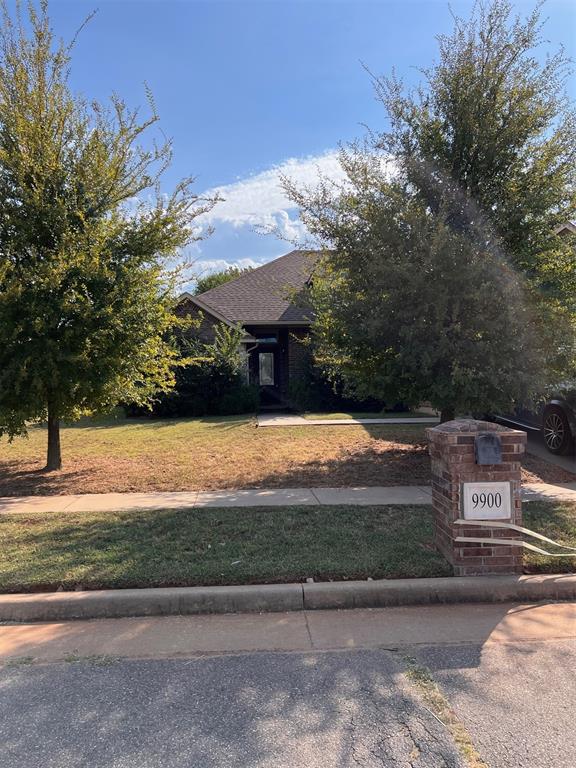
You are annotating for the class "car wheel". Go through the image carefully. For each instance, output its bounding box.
[542,407,574,455]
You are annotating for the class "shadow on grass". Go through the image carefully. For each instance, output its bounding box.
[256,442,430,489]
[0,461,94,497]
[55,414,254,431]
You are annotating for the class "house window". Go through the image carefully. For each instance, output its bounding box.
[239,346,250,383]
[256,334,277,344]
[259,352,275,385]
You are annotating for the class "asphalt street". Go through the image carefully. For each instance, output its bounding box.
[0,650,463,768]
[1,605,574,767]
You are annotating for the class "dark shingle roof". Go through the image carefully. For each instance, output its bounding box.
[190,250,319,325]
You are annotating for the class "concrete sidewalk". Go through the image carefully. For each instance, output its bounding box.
[1,481,576,514]
[0,485,433,513]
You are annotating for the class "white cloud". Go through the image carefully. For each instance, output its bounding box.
[199,150,347,244]
[193,257,264,276]
[178,149,397,285]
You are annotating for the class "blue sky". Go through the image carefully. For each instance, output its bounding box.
[24,0,576,283]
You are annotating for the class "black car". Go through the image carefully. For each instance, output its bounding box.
[496,389,576,455]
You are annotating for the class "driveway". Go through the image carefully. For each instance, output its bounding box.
[526,430,576,476]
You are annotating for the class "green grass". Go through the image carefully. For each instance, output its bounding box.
[1,501,573,594]
[0,504,451,592]
[302,410,436,420]
[523,502,576,573]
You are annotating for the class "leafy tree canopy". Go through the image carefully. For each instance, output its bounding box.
[0,1,216,468]
[193,265,253,295]
[284,0,576,421]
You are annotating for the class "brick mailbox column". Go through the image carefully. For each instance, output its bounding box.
[426,419,527,576]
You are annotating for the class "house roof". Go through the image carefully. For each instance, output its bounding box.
[555,221,576,236]
[181,249,320,326]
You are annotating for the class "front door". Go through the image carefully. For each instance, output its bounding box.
[258,351,275,388]
[249,344,282,406]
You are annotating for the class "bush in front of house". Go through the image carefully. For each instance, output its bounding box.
[127,324,259,418]
[287,356,384,413]
[149,358,258,418]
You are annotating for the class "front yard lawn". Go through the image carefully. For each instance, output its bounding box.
[0,501,573,593]
[0,415,572,495]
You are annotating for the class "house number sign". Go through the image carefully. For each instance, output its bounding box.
[461,481,512,520]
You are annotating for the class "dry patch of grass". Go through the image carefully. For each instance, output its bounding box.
[520,455,575,485]
[0,416,430,495]
[0,415,572,496]
[403,657,488,768]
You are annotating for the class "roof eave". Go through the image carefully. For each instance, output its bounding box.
[554,221,576,235]
[177,292,237,328]
[243,320,313,326]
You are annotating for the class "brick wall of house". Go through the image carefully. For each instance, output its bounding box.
[175,299,219,344]
[278,329,290,396]
[288,330,312,386]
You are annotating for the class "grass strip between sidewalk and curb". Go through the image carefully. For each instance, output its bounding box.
[522,501,576,573]
[0,501,574,593]
[403,656,488,768]
[0,504,450,593]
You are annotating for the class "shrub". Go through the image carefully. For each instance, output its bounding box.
[287,356,384,413]
[127,324,259,418]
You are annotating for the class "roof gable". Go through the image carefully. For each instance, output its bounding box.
[555,221,576,236]
[181,250,319,325]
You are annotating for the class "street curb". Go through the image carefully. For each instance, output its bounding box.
[1,574,575,622]
[302,574,576,610]
[0,584,304,622]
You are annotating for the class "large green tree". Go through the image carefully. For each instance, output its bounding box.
[285,0,576,421]
[193,265,253,295]
[0,1,215,469]
[303,185,548,422]
[376,0,576,301]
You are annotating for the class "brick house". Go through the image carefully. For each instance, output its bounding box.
[177,250,319,407]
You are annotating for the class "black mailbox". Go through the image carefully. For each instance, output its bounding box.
[474,432,502,465]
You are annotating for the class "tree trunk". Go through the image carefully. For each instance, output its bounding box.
[440,407,455,423]
[45,406,62,471]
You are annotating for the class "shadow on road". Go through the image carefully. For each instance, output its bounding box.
[0,649,465,768]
